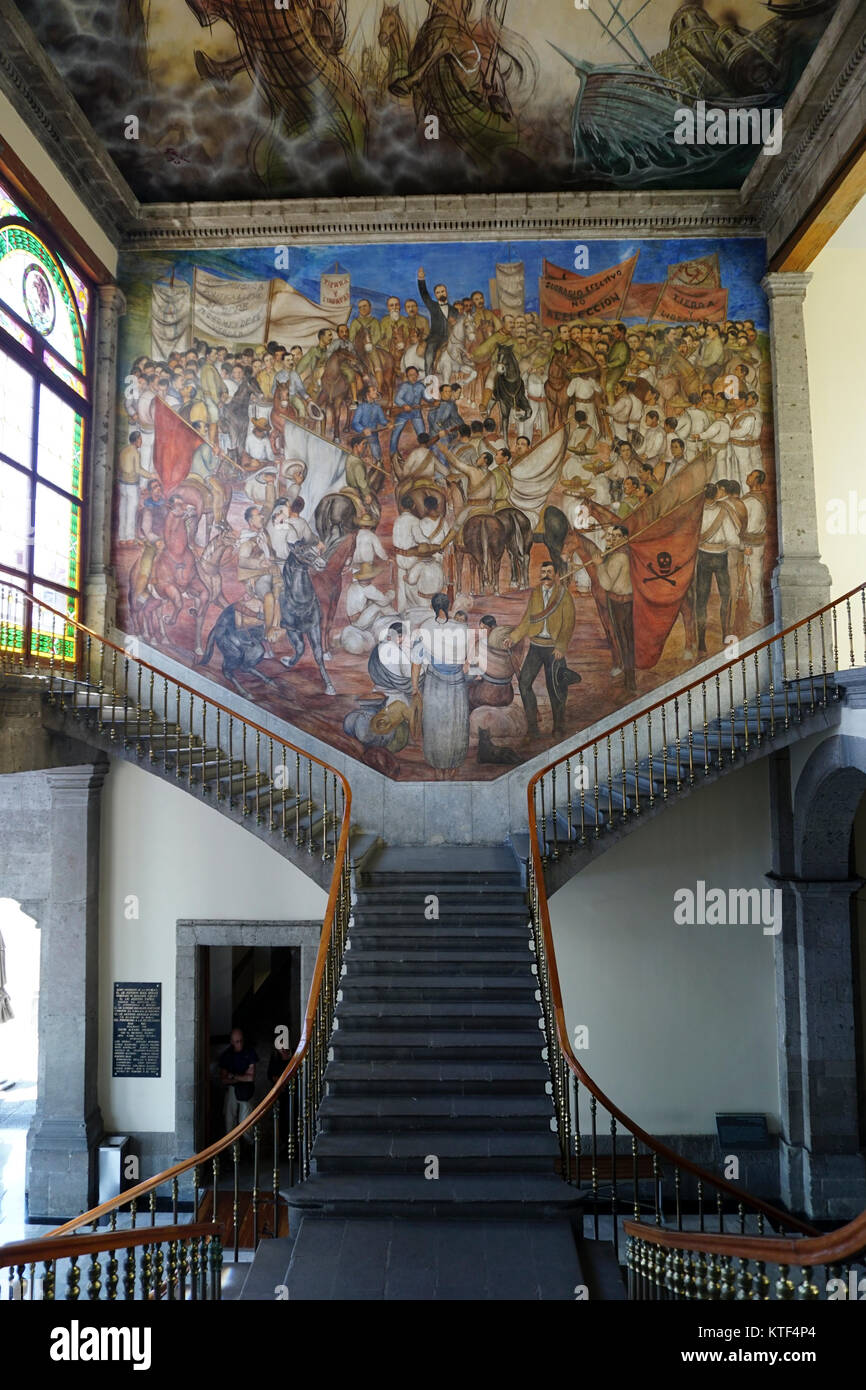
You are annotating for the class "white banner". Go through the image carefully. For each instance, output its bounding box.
[320,271,351,316]
[192,268,270,345]
[151,282,191,361]
[268,281,342,350]
[496,261,525,316]
[284,420,348,524]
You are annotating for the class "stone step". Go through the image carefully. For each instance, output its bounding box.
[335,1000,542,1031]
[339,974,537,1001]
[312,1130,560,1175]
[325,1059,550,1096]
[350,899,529,915]
[330,1029,546,1060]
[318,1095,554,1132]
[341,951,535,976]
[284,1172,582,1220]
[346,932,534,955]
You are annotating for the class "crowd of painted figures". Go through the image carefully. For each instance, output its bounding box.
[115,275,773,776]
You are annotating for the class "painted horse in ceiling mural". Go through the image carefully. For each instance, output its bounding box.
[186,0,367,176]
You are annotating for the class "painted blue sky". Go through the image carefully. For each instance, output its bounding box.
[122,237,769,329]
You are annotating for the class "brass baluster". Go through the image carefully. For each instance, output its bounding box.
[793,627,802,721]
[776,1263,795,1299]
[796,1266,819,1300]
[268,735,274,828]
[728,665,736,761]
[211,1155,219,1237]
[186,692,194,786]
[738,1201,745,1235]
[675,1166,682,1230]
[610,1115,619,1258]
[149,1190,156,1227]
[130,1197,138,1229]
[697,1179,704,1232]
[717,1190,724,1234]
[652,1154,661,1226]
[592,742,601,833]
[806,620,816,712]
[307,759,314,855]
[619,727,628,819]
[147,670,155,761]
[167,1240,178,1300]
[252,1123,261,1247]
[321,765,330,861]
[685,690,694,784]
[632,1136,640,1221]
[105,1250,118,1301]
[135,660,143,757]
[273,1099,281,1237]
[163,677,169,767]
[831,603,839,677]
[660,706,668,800]
[577,752,587,844]
[179,1238,189,1301]
[754,650,764,744]
[295,752,302,844]
[673,697,682,791]
[175,687,181,775]
[172,1175,179,1224]
[573,1074,582,1187]
[216,709,223,801]
[701,681,709,774]
[646,712,655,808]
[818,611,828,706]
[201,703,208,795]
[43,1259,55,1302]
[233,1140,241,1263]
[753,1260,770,1300]
[740,657,749,753]
[565,758,573,846]
[189,1235,200,1302]
[715,672,722,768]
[781,635,790,730]
[539,778,547,863]
[590,1095,599,1238]
[209,1233,223,1301]
[551,764,559,860]
[632,720,640,814]
[67,1255,81,1300]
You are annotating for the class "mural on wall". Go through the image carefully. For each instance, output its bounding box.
[21,0,835,200]
[113,236,777,781]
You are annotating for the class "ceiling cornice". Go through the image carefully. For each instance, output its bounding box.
[0,0,863,264]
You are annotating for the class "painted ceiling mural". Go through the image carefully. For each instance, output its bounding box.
[112,235,776,781]
[20,1,834,200]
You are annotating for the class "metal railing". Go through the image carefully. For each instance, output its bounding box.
[0,1224,224,1302]
[525,582,866,1258]
[0,581,353,1285]
[624,1211,866,1300]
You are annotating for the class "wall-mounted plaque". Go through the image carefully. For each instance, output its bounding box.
[112,982,161,1078]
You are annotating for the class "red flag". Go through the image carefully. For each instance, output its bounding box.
[621,281,663,319]
[665,253,721,289]
[625,453,715,668]
[652,281,728,323]
[539,253,638,325]
[153,396,200,492]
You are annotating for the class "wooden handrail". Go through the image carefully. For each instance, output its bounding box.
[0,580,353,1240]
[520,585,866,1240]
[623,1210,866,1266]
[1,578,344,779]
[0,1223,223,1268]
[529,579,865,784]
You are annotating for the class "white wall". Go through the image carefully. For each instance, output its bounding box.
[805,212,866,602]
[98,759,327,1135]
[549,760,780,1134]
[0,90,118,275]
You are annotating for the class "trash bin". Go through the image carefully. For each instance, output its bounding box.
[98,1135,131,1206]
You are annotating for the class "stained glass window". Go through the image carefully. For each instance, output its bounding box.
[0,211,91,657]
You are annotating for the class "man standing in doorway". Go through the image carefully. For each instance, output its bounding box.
[218,1027,258,1137]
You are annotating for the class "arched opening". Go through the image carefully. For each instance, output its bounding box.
[0,897,39,1243]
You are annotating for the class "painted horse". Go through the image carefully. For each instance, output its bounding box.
[278,540,336,695]
[317,347,364,443]
[134,496,210,655]
[491,343,531,441]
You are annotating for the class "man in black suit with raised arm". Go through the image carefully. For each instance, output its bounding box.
[417,267,459,378]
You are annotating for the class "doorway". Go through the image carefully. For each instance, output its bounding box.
[0,899,39,1243]
[198,944,300,1149]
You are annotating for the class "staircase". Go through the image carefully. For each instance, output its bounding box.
[245,847,596,1300]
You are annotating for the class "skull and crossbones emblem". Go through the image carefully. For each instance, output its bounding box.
[643,550,685,586]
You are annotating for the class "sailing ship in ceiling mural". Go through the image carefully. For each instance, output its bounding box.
[19,0,836,200]
[112,236,777,782]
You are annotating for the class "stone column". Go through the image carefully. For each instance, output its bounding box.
[27,759,109,1220]
[779,876,866,1220]
[760,272,832,627]
[83,285,127,638]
